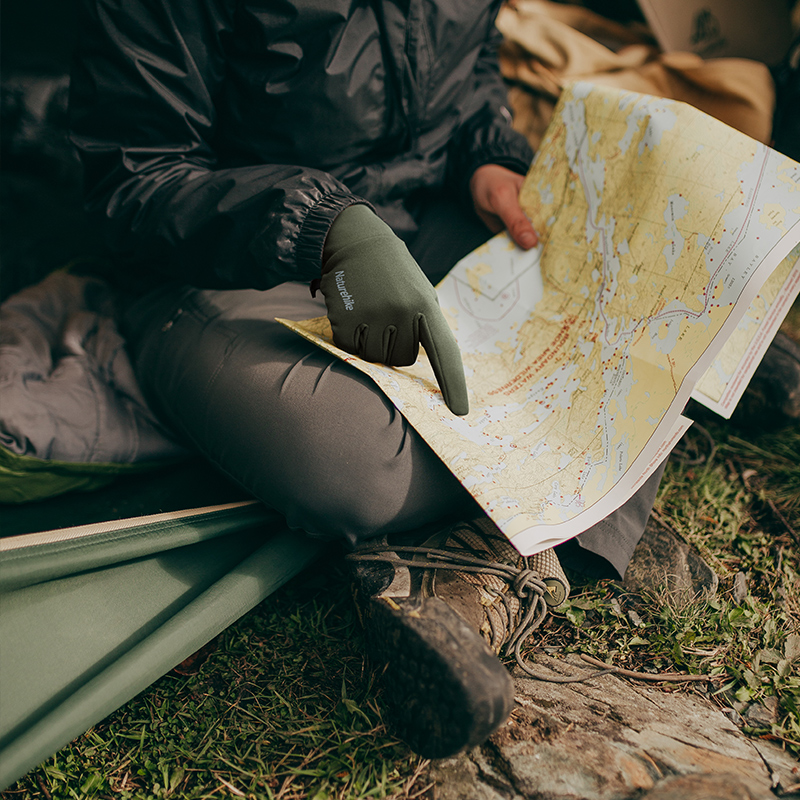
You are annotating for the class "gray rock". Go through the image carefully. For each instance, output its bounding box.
[733,571,748,605]
[723,706,745,726]
[639,771,769,800]
[786,633,800,663]
[429,753,522,800]
[623,520,718,600]
[428,654,799,800]
[743,697,778,728]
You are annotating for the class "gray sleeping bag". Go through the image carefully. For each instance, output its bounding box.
[0,270,187,502]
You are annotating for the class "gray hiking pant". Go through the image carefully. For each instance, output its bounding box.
[123,197,664,578]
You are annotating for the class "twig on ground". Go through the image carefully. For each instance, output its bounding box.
[579,654,716,683]
[34,776,51,800]
[766,498,800,547]
[400,759,433,800]
[215,774,246,797]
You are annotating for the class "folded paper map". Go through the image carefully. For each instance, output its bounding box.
[281,82,800,555]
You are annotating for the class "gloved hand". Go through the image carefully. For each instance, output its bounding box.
[317,204,469,415]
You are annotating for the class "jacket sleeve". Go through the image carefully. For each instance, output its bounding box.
[445,18,534,206]
[69,0,363,290]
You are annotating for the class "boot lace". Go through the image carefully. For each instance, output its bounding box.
[346,542,568,679]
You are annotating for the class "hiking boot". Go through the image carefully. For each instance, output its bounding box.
[346,516,569,758]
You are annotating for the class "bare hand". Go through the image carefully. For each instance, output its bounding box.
[469,164,538,250]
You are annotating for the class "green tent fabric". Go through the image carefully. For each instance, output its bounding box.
[0,497,326,789]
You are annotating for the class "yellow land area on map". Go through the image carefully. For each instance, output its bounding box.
[282,83,800,554]
[693,243,800,412]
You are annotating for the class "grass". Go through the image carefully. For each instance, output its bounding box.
[539,414,800,755]
[4,568,430,800]
[3,321,800,799]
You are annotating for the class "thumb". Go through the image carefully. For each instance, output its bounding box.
[490,187,537,250]
[417,311,469,416]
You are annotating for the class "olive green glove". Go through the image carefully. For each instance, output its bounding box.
[318,204,469,416]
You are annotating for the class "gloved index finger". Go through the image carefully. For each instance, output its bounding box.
[417,310,469,416]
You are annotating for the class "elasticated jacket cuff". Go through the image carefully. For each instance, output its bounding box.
[294,192,375,280]
[247,182,374,286]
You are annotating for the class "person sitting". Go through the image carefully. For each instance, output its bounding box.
[68,0,665,756]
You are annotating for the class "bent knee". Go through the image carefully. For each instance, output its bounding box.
[277,451,467,545]
[280,468,412,545]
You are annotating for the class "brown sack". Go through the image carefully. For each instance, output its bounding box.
[498,0,775,151]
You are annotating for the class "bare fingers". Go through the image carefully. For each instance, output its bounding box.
[470,164,538,250]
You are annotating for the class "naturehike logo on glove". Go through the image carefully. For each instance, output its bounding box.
[319,204,469,415]
[335,271,354,310]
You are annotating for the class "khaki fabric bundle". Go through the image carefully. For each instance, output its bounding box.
[498,0,776,151]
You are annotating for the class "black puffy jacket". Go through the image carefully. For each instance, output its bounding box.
[69,0,533,290]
